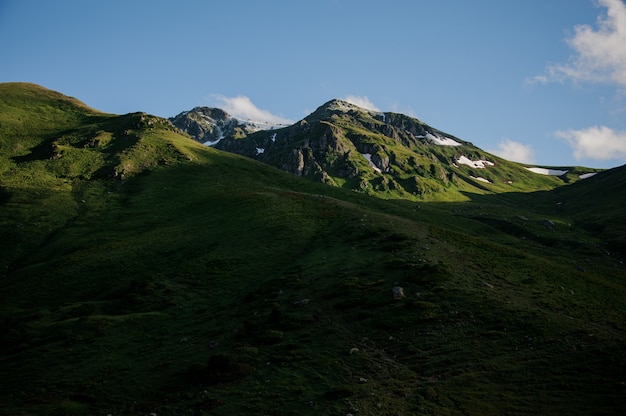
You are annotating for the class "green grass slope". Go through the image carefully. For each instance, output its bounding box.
[1,84,625,415]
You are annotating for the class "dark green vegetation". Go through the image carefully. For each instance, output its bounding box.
[1,83,625,415]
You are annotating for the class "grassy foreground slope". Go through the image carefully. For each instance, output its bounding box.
[0,83,625,415]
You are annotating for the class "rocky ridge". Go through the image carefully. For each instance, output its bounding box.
[171,99,592,200]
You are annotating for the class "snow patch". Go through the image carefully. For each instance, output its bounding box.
[237,118,289,131]
[526,167,568,176]
[361,153,382,173]
[579,172,597,179]
[203,125,225,146]
[270,133,277,142]
[422,132,462,146]
[471,176,491,183]
[256,147,265,155]
[457,155,495,169]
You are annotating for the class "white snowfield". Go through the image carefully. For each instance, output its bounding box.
[524,168,600,179]
[240,118,289,131]
[579,172,597,179]
[203,138,222,146]
[361,153,382,173]
[471,176,491,183]
[526,167,568,176]
[457,155,495,169]
[419,132,462,146]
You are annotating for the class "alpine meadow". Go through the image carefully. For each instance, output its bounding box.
[1,83,625,415]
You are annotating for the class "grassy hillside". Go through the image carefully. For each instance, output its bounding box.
[1,83,625,415]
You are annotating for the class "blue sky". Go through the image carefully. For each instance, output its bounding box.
[2,0,626,169]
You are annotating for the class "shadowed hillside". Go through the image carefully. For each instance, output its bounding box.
[1,83,625,415]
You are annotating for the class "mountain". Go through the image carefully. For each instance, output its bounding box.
[168,106,286,146]
[172,99,598,201]
[1,83,625,415]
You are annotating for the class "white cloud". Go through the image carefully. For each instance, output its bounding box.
[210,95,293,125]
[343,95,380,112]
[536,0,626,87]
[556,125,626,160]
[488,139,536,163]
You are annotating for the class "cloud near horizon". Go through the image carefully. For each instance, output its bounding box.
[530,1,626,165]
[533,0,626,87]
[210,95,293,125]
[488,139,536,163]
[343,95,380,112]
[556,125,626,161]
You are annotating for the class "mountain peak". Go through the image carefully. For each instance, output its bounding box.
[169,106,265,146]
[306,99,379,121]
[325,98,367,111]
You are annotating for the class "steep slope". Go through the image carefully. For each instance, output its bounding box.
[1,84,625,416]
[169,106,270,146]
[174,99,598,201]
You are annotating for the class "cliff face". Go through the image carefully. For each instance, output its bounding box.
[169,107,259,145]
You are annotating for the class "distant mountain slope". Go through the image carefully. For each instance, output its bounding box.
[172,99,597,201]
[1,83,625,416]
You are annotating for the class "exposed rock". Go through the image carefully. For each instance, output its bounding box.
[283,149,305,176]
[392,286,405,300]
[169,107,260,146]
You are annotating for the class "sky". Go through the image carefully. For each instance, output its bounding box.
[1,0,626,169]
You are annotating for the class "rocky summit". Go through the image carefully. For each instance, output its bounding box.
[169,107,262,146]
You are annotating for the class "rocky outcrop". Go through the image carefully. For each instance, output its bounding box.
[169,107,257,145]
